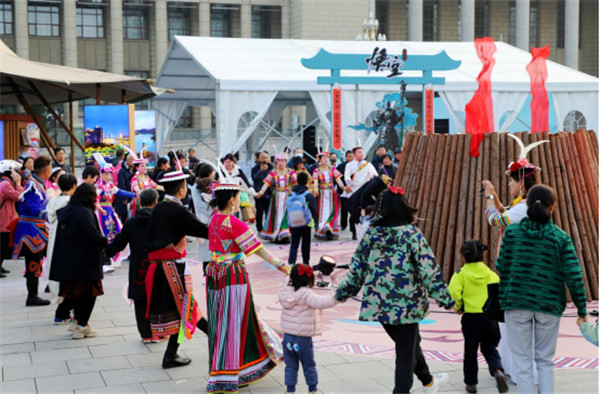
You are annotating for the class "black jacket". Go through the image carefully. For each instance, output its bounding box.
[291,184,318,221]
[146,198,208,252]
[105,207,152,299]
[115,161,134,216]
[252,162,273,197]
[50,203,107,282]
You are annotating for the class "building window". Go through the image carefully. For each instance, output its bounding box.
[508,1,516,45]
[563,110,586,132]
[423,1,438,41]
[475,0,489,38]
[556,0,564,48]
[168,2,191,41]
[77,1,105,38]
[28,1,60,37]
[211,4,232,37]
[0,1,13,35]
[529,0,538,48]
[177,107,193,128]
[251,6,268,38]
[375,0,388,39]
[123,5,148,40]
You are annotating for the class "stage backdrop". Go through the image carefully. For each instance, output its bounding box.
[84,104,135,166]
[134,110,157,168]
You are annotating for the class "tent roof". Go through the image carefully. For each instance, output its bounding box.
[157,36,598,99]
[0,40,161,105]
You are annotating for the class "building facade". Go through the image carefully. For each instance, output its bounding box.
[0,0,597,147]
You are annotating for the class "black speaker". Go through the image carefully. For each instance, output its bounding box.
[302,125,317,164]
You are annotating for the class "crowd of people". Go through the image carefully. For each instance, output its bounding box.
[0,139,596,394]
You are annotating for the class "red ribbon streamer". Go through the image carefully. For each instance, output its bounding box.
[527,45,550,133]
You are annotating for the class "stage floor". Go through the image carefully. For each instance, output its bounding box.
[186,239,597,370]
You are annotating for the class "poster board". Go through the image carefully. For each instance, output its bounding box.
[134,110,157,168]
[84,104,135,166]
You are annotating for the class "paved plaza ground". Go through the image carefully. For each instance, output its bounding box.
[1,230,598,393]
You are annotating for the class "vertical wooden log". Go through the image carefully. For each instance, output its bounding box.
[423,134,445,242]
[430,134,453,264]
[436,135,459,277]
[442,135,464,281]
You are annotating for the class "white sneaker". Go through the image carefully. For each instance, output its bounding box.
[103,265,115,273]
[423,372,449,393]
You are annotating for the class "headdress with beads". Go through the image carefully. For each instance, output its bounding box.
[506,133,549,195]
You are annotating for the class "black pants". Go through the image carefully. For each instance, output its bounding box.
[55,297,75,320]
[461,313,503,385]
[382,323,433,394]
[72,295,96,327]
[339,197,349,230]
[255,197,270,233]
[22,247,45,298]
[1,232,11,266]
[164,317,209,357]
[134,298,153,339]
[288,226,311,265]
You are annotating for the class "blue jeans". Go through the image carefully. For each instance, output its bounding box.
[283,333,318,392]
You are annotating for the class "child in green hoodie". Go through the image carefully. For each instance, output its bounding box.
[449,240,509,394]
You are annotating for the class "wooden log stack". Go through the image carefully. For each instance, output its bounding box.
[395,130,599,300]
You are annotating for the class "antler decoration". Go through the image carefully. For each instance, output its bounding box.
[122,145,139,161]
[355,132,362,147]
[507,133,550,160]
[216,157,237,184]
[92,152,108,169]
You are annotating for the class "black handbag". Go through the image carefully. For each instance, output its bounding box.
[482,283,505,322]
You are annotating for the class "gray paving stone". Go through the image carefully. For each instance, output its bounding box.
[3,360,69,381]
[89,341,151,358]
[76,383,146,393]
[322,360,393,381]
[0,378,37,393]
[0,352,31,367]
[35,372,105,392]
[31,347,92,364]
[101,366,170,385]
[67,355,132,374]
[0,342,34,355]
[318,377,390,394]
[126,352,164,368]
[35,335,125,351]
[143,377,208,392]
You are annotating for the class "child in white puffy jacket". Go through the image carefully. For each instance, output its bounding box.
[278,263,336,394]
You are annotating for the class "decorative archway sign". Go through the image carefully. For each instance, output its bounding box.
[301,47,461,149]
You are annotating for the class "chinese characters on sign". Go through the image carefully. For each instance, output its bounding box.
[425,87,434,134]
[332,85,342,150]
[365,47,405,78]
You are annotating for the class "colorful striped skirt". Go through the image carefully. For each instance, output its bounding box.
[206,255,283,393]
[260,191,291,242]
[314,188,340,240]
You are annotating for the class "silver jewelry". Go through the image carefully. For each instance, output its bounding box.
[486,195,495,200]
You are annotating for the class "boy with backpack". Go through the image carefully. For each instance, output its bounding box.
[287,171,318,265]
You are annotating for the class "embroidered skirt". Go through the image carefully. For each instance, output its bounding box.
[260,191,290,242]
[206,254,283,393]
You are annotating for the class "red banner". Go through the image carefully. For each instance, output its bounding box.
[425,88,434,134]
[332,85,342,150]
[465,37,496,157]
[526,45,550,133]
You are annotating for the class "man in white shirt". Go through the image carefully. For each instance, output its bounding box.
[343,146,377,240]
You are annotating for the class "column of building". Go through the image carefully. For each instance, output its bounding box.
[155,0,168,72]
[14,0,28,59]
[62,0,78,143]
[241,0,252,38]
[460,0,475,41]
[110,0,124,75]
[198,0,212,133]
[564,0,579,69]
[408,0,423,41]
[515,0,530,50]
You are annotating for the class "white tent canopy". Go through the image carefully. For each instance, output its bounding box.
[152,36,599,155]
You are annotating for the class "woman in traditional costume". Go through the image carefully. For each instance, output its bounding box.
[130,149,163,216]
[256,154,296,242]
[93,154,136,265]
[312,145,346,240]
[206,161,290,393]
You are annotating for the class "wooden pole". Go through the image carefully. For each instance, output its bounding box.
[429,134,452,264]
[7,78,58,162]
[69,93,75,172]
[27,81,85,152]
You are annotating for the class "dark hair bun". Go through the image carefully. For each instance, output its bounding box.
[460,240,488,263]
